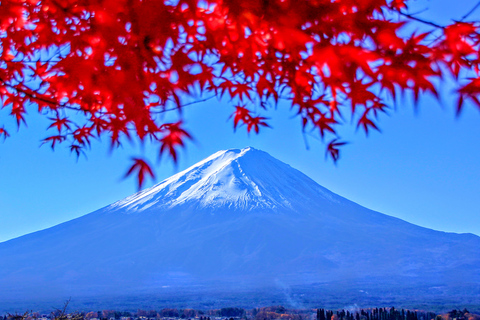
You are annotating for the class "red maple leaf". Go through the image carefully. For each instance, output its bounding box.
[326,139,348,163]
[1,0,478,187]
[0,127,9,141]
[125,158,156,190]
[48,117,72,133]
[158,121,192,162]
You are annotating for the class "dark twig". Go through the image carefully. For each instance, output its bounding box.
[151,94,216,114]
[460,0,480,21]
[0,77,83,112]
[51,298,71,320]
[396,10,445,29]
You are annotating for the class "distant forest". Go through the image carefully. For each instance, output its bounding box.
[316,308,436,320]
[3,306,480,320]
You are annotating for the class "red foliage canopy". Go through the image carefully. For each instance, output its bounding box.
[1,0,479,188]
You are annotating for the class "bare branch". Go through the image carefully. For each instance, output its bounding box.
[460,1,480,21]
[151,95,216,114]
[395,10,445,29]
[0,77,83,113]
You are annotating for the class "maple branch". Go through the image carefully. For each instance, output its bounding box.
[0,77,82,113]
[460,1,480,21]
[181,95,216,107]
[151,95,216,114]
[395,10,445,29]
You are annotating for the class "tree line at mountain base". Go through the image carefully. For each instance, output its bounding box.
[3,306,480,320]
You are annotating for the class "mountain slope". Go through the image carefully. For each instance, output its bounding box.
[0,147,479,308]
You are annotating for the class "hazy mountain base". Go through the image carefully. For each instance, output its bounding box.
[2,282,480,314]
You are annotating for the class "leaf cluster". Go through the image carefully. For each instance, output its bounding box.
[1,0,480,187]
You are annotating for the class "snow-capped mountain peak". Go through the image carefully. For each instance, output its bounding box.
[111,147,337,212]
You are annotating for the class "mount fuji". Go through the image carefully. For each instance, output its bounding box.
[1,147,479,310]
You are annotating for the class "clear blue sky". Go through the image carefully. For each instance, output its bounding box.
[1,0,480,243]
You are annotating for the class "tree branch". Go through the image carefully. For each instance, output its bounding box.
[395,10,445,29]
[151,95,216,114]
[0,77,82,112]
[460,0,480,21]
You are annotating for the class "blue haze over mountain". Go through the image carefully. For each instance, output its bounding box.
[1,147,479,310]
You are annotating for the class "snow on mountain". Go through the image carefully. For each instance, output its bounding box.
[110,147,339,212]
[0,147,479,309]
